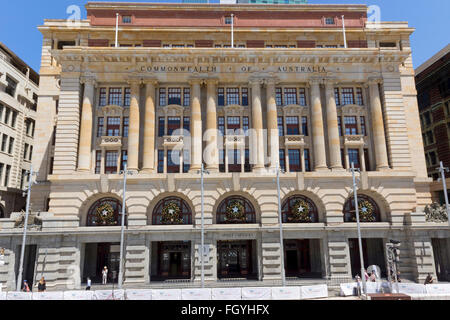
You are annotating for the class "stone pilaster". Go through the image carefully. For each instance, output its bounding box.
[189,79,203,172]
[250,79,265,172]
[77,76,95,172]
[309,78,328,171]
[368,78,389,170]
[142,80,157,172]
[127,81,141,171]
[266,78,279,170]
[324,79,343,170]
[205,80,219,172]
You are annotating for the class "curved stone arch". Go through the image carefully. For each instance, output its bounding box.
[212,191,262,224]
[146,191,196,225]
[342,188,391,222]
[281,190,326,222]
[78,192,124,226]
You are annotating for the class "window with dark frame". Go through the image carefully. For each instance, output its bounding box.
[276,88,283,106]
[243,117,249,136]
[218,88,225,106]
[288,149,301,172]
[109,88,123,106]
[122,16,132,23]
[219,149,225,173]
[304,149,311,172]
[284,88,297,105]
[157,150,164,173]
[286,116,300,135]
[302,116,308,136]
[342,88,355,105]
[325,17,335,25]
[183,149,190,173]
[105,151,118,174]
[183,88,190,107]
[124,88,131,107]
[226,88,240,105]
[242,88,249,106]
[28,146,33,161]
[356,87,364,106]
[278,116,284,136]
[228,149,241,173]
[183,117,190,135]
[167,117,181,136]
[168,88,182,105]
[8,137,14,154]
[158,117,165,137]
[97,117,104,137]
[99,88,107,106]
[344,116,358,135]
[360,116,367,136]
[5,76,17,97]
[218,117,225,136]
[123,117,129,137]
[348,149,360,169]
[159,88,167,106]
[299,88,306,106]
[338,116,343,136]
[167,150,180,173]
[227,116,241,134]
[334,88,341,106]
[95,151,101,174]
[279,149,286,172]
[244,149,251,172]
[107,117,120,136]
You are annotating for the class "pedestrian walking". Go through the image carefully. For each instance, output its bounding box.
[21,280,30,292]
[86,277,92,290]
[37,277,46,292]
[424,273,434,285]
[102,266,108,285]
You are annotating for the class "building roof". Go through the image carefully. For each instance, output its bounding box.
[415,44,450,76]
[0,42,39,86]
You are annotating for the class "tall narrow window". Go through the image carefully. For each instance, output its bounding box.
[301,116,308,136]
[341,149,345,168]
[219,149,225,173]
[242,88,249,106]
[218,88,225,106]
[0,164,3,186]
[24,144,29,160]
[344,116,358,135]
[244,149,251,172]
[364,149,370,171]
[279,149,286,172]
[157,150,164,173]
[227,117,241,134]
[97,117,104,137]
[288,149,301,172]
[334,88,341,106]
[183,88,190,107]
[342,88,354,105]
[124,88,131,107]
[218,117,225,136]
[159,88,167,106]
[286,116,300,135]
[107,117,120,136]
[105,151,118,174]
[4,109,10,126]
[298,88,306,106]
[109,88,122,106]
[4,165,11,187]
[243,117,249,136]
[360,116,367,136]
[167,117,181,136]
[183,149,190,173]
[284,88,297,105]
[183,117,190,135]
[5,76,17,97]
[1,135,6,152]
[11,112,17,128]
[278,117,284,136]
[228,149,241,172]
[168,88,182,105]
[95,151,101,174]
[348,149,360,169]
[226,88,240,105]
[29,146,33,161]
[8,137,14,154]
[0,105,4,123]
[158,117,165,137]
[304,149,311,172]
[123,117,129,137]
[167,150,180,173]
[276,88,283,106]
[356,87,364,106]
[338,116,343,136]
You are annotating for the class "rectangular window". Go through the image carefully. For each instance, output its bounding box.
[24,143,29,160]
[304,149,311,172]
[243,117,249,136]
[242,88,249,106]
[120,150,128,171]
[286,116,300,135]
[4,109,10,126]
[227,116,241,134]
[301,117,308,136]
[1,135,7,152]
[288,149,301,172]
[344,116,358,135]
[338,116,343,136]
[334,88,341,106]
[167,150,180,173]
[97,117,104,137]
[5,76,17,97]
[11,112,17,128]
[167,117,181,136]
[168,88,182,105]
[123,117,129,137]
[218,88,225,106]
[278,117,284,137]
[20,170,25,189]
[49,157,54,175]
[228,149,241,173]
[244,149,251,172]
[219,149,225,173]
[183,117,190,135]
[157,150,164,173]
[364,149,370,171]
[122,16,132,23]
[183,88,190,107]
[4,165,11,187]
[8,137,14,154]
[226,88,240,105]
[158,117,165,137]
[105,151,118,174]
[124,88,131,107]
[348,149,360,169]
[218,117,225,136]
[342,88,355,105]
[183,149,190,173]
[0,105,3,123]
[356,87,364,106]
[360,116,367,136]
[108,88,122,106]
[225,16,232,25]
[325,17,335,25]
[107,117,120,136]
[279,149,286,172]
[28,145,33,161]
[159,88,167,106]
[95,151,101,174]
[0,164,3,186]
[298,88,306,106]
[284,88,297,105]
[276,88,283,106]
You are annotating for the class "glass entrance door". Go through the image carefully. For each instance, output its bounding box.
[156,242,191,280]
[217,241,256,279]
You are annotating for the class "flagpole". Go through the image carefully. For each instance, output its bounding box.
[115,13,119,48]
[342,15,347,48]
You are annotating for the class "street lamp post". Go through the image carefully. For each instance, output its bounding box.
[16,165,38,292]
[437,161,450,227]
[198,164,210,288]
[350,162,367,296]
[276,163,286,287]
[118,164,132,289]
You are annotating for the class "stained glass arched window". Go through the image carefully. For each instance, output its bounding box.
[216,196,256,224]
[282,195,318,223]
[344,195,381,222]
[86,198,124,226]
[152,197,192,225]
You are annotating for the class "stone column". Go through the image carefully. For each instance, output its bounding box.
[368,78,389,170]
[205,80,219,172]
[266,78,279,170]
[128,81,141,171]
[324,79,343,170]
[77,77,95,172]
[250,79,265,172]
[309,79,328,170]
[142,80,157,172]
[189,80,203,172]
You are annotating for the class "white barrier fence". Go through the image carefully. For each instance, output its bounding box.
[0,285,329,301]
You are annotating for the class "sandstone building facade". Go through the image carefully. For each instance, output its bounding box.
[0,2,448,290]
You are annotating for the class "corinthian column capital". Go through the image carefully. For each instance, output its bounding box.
[309,76,324,86]
[323,77,339,89]
[80,75,96,87]
[368,76,383,86]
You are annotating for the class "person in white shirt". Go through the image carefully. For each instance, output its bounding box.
[86,277,92,290]
[102,266,108,285]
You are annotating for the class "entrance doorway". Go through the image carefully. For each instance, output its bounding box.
[82,243,120,284]
[15,245,37,288]
[349,238,386,277]
[217,240,257,279]
[151,241,191,281]
[284,239,322,278]
[432,238,450,281]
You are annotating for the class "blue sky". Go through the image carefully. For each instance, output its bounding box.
[0,0,448,72]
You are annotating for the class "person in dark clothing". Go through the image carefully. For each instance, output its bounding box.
[21,280,30,292]
[37,277,46,292]
[424,273,434,285]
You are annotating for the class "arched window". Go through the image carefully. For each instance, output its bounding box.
[152,197,192,225]
[282,195,319,223]
[86,198,124,226]
[343,195,381,222]
[216,196,256,224]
